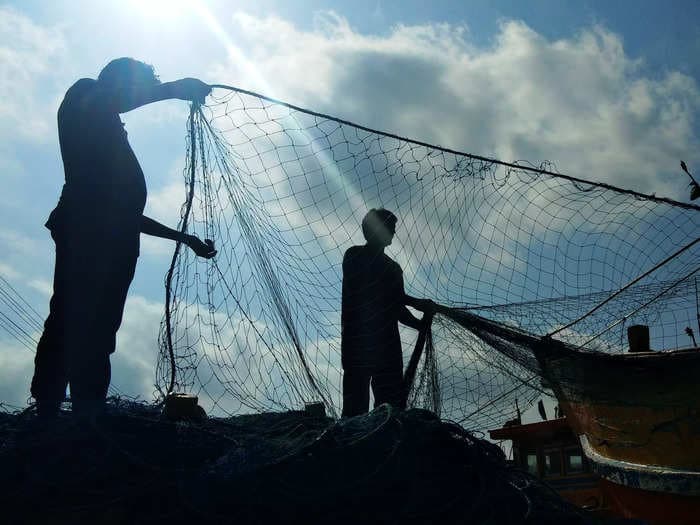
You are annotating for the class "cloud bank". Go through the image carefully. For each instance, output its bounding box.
[213,12,700,197]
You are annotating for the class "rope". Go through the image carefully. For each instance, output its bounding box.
[209,83,700,213]
[403,312,434,403]
[547,235,700,337]
[580,263,700,347]
[164,103,200,395]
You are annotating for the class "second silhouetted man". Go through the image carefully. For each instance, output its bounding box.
[341,208,433,417]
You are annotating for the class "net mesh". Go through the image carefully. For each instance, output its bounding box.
[156,86,700,430]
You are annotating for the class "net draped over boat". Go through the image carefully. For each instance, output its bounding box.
[156,86,700,430]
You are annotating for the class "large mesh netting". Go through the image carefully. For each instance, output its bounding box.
[155,85,700,430]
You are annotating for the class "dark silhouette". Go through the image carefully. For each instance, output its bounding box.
[341,208,433,417]
[30,58,215,419]
[503,398,521,427]
[681,160,700,200]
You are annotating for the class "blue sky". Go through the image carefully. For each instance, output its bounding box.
[1,1,699,417]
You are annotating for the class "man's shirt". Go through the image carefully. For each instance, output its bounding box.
[47,78,147,255]
[341,244,405,369]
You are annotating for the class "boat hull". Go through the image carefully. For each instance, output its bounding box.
[535,345,700,470]
[534,344,700,523]
[599,478,700,524]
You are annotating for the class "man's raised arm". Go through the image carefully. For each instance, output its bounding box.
[97,78,211,114]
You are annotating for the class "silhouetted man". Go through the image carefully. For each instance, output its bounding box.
[341,208,433,417]
[31,58,216,419]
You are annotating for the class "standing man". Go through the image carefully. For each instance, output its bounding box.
[341,208,433,417]
[31,58,216,418]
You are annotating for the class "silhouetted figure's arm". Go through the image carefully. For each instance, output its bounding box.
[405,295,434,313]
[399,282,434,329]
[141,215,216,258]
[94,78,211,113]
[399,306,422,330]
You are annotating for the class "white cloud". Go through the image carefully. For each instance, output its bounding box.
[27,278,52,297]
[146,176,189,224]
[0,261,21,280]
[111,294,166,400]
[0,228,42,257]
[0,6,67,144]
[141,176,190,257]
[212,13,699,199]
[0,340,34,408]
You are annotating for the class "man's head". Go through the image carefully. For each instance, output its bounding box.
[362,208,397,247]
[97,57,160,91]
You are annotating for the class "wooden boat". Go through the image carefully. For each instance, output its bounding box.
[489,417,609,513]
[534,340,700,524]
[436,306,700,522]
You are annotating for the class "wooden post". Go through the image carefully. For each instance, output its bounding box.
[627,325,650,353]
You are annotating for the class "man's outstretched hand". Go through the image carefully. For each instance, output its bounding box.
[185,235,217,259]
[416,298,436,313]
[171,78,211,104]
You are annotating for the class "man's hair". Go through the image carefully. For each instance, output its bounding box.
[97,57,160,87]
[362,208,397,243]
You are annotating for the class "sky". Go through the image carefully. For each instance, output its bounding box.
[1,0,699,419]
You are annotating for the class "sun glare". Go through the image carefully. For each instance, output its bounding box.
[129,0,190,22]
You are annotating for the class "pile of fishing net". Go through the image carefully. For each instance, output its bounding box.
[0,399,632,524]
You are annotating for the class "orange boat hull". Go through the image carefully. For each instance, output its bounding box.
[535,345,700,524]
[536,346,700,468]
[599,479,700,525]
[564,400,700,470]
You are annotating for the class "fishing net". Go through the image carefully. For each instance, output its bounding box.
[156,86,700,430]
[0,402,604,525]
